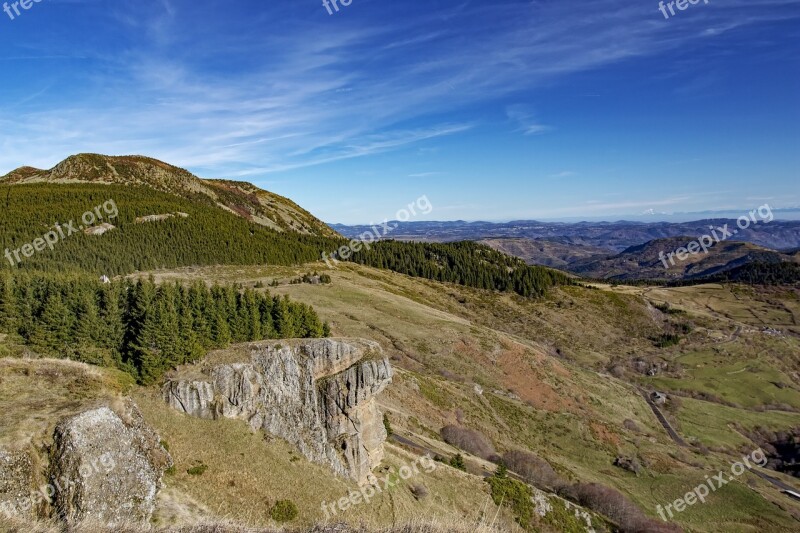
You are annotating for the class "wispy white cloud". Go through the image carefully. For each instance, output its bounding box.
[0,0,797,184]
[507,106,551,136]
[408,172,444,178]
[548,171,577,179]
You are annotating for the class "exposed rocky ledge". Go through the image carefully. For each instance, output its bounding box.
[163,338,393,484]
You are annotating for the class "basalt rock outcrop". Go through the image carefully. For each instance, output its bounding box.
[163,338,393,484]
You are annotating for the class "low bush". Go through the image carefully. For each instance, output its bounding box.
[187,464,208,476]
[449,453,466,471]
[563,483,680,532]
[440,425,496,460]
[270,499,299,522]
[502,449,567,491]
[410,483,429,500]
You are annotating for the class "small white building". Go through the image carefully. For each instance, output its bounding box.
[651,391,668,405]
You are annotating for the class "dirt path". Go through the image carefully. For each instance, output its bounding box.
[639,388,688,447]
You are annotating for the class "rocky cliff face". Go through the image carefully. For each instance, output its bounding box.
[163,339,393,484]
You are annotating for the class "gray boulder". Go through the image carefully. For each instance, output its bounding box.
[49,403,172,526]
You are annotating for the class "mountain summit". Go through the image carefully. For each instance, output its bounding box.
[0,154,338,238]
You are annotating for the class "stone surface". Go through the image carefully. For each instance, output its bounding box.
[163,338,393,484]
[0,450,34,520]
[49,402,172,526]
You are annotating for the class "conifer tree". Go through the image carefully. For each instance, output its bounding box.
[0,271,18,334]
[30,291,74,354]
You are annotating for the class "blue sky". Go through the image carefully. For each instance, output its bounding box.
[0,0,798,224]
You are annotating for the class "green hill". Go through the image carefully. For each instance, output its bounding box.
[0,153,339,238]
[569,237,795,281]
[0,183,339,275]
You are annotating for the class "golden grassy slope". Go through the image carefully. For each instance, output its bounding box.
[136,263,800,532]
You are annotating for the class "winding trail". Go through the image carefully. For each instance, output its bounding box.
[639,388,688,447]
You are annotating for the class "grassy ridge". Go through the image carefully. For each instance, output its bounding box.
[0,184,571,298]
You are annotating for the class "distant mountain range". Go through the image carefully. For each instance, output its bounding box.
[329,219,800,252]
[331,219,800,282]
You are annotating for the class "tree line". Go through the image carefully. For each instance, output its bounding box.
[0,184,341,276]
[668,261,800,287]
[0,271,328,384]
[345,240,573,297]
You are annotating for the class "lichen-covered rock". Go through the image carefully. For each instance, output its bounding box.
[163,338,393,484]
[0,450,34,520]
[49,403,172,526]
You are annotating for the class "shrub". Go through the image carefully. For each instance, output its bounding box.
[270,499,299,522]
[563,483,680,533]
[609,365,626,378]
[187,464,208,476]
[654,302,684,315]
[613,456,643,475]
[410,483,429,500]
[449,453,466,471]
[383,413,393,437]
[622,419,641,432]
[502,450,567,491]
[440,425,496,460]
[652,334,681,348]
[439,368,465,382]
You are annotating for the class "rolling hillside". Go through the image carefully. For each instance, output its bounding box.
[479,237,609,268]
[568,237,798,281]
[129,261,800,532]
